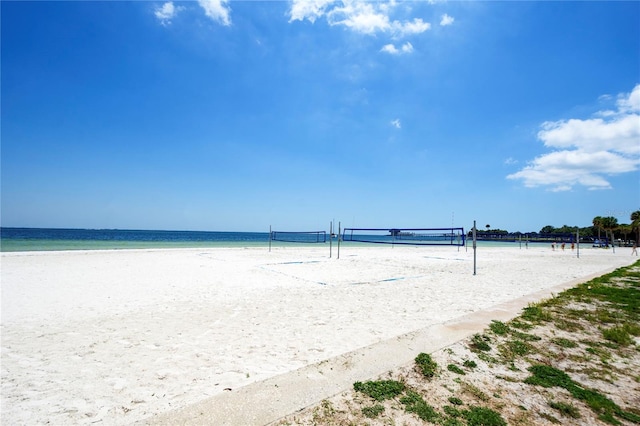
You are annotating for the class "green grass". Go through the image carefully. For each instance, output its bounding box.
[602,325,634,346]
[499,339,534,361]
[469,333,492,352]
[447,364,466,375]
[460,381,490,402]
[489,320,510,335]
[448,396,463,405]
[415,352,438,378]
[525,365,640,424]
[508,319,534,330]
[551,337,578,348]
[361,404,385,418]
[521,304,552,323]
[463,359,478,369]
[461,406,507,426]
[549,400,581,419]
[400,390,441,423]
[510,330,542,342]
[353,380,405,401]
[553,318,583,332]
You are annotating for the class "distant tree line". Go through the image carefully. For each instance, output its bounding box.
[468,210,640,244]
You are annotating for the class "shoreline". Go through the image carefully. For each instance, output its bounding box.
[0,239,593,253]
[2,246,637,424]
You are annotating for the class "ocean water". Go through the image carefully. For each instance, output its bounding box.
[0,228,271,252]
[0,228,533,252]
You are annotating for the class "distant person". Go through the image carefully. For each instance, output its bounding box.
[633,243,638,256]
[571,242,575,251]
[561,242,565,251]
[551,242,555,251]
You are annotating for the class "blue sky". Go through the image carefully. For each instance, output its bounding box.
[2,1,639,233]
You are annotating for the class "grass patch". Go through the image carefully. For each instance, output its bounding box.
[362,404,385,418]
[499,339,533,361]
[549,400,581,418]
[602,325,634,346]
[460,381,490,402]
[508,319,535,330]
[553,318,583,332]
[353,380,405,401]
[400,390,441,423]
[521,304,552,323]
[540,412,561,424]
[510,330,542,342]
[448,396,463,405]
[489,320,510,335]
[463,359,478,369]
[461,406,507,426]
[415,352,438,379]
[595,308,625,324]
[469,333,492,352]
[525,365,640,424]
[311,400,336,423]
[551,337,578,349]
[447,364,466,375]
[443,405,463,418]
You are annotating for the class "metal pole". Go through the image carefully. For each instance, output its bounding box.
[611,230,616,254]
[576,229,580,259]
[473,220,477,275]
[337,222,341,259]
[329,221,333,258]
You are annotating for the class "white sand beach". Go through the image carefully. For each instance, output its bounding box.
[1,245,636,425]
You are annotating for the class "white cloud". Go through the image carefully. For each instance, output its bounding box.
[401,42,414,53]
[538,114,639,155]
[394,18,431,36]
[198,0,231,26]
[289,0,335,23]
[381,41,413,55]
[507,84,640,191]
[327,2,392,34]
[617,83,640,113]
[289,0,431,37]
[391,118,401,129]
[440,13,454,26]
[154,2,180,26]
[381,44,399,54]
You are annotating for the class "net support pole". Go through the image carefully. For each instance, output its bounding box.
[576,229,580,259]
[337,222,341,259]
[473,220,477,276]
[611,230,616,254]
[269,225,272,252]
[330,221,333,258]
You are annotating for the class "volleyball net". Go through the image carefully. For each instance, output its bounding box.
[342,227,465,246]
[270,230,327,244]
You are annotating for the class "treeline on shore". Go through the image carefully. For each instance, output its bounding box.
[469,211,640,245]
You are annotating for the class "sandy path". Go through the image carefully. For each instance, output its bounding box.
[1,245,635,425]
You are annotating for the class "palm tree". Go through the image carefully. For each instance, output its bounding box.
[618,224,632,245]
[600,216,618,247]
[592,216,603,240]
[631,210,640,243]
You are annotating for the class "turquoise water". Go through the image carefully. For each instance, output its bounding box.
[0,228,271,252]
[0,228,533,252]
